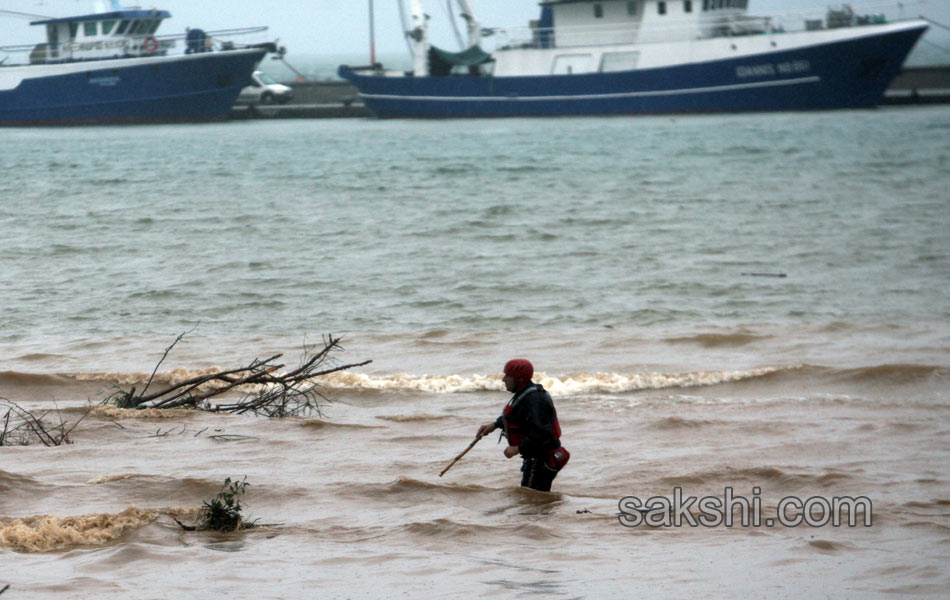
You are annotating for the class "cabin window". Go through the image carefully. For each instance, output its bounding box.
[627,1,637,15]
[69,23,78,39]
[593,4,604,18]
[102,20,116,35]
[552,54,593,75]
[147,20,161,34]
[684,0,693,12]
[601,51,640,72]
[84,21,97,37]
[658,2,667,15]
[116,20,130,34]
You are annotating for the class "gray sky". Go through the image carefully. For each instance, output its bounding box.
[2,1,947,63]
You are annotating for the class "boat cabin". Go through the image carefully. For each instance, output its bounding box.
[534,0,768,48]
[29,9,172,64]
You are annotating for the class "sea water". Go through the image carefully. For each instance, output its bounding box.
[1,107,948,598]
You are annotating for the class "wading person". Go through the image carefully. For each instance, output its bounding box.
[476,359,570,491]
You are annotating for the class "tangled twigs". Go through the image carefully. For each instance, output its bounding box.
[0,399,89,447]
[107,334,371,418]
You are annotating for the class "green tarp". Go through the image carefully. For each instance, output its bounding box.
[429,44,493,67]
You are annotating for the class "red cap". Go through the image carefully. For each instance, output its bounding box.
[504,358,534,381]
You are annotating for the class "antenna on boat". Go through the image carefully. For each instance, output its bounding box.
[368,0,377,66]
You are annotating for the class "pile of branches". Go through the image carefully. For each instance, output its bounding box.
[108,334,370,418]
[0,399,88,447]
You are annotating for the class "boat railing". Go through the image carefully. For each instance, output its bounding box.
[0,25,270,66]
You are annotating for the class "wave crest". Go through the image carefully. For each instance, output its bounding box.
[70,367,225,387]
[12,365,791,398]
[0,507,158,552]
[90,406,197,419]
[316,367,785,395]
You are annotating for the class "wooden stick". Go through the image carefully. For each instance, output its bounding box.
[439,435,483,477]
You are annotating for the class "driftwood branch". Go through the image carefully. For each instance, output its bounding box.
[106,334,371,418]
[0,399,89,447]
[139,323,199,401]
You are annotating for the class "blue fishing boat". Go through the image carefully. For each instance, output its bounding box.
[0,1,275,125]
[339,0,929,117]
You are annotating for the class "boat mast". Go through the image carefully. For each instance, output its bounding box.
[407,0,429,76]
[454,0,481,48]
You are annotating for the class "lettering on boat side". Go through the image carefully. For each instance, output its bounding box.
[64,39,129,52]
[736,60,811,79]
[89,76,121,87]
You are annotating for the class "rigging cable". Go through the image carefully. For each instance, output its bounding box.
[0,9,53,19]
[916,16,950,56]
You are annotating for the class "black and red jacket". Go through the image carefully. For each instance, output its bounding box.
[493,383,561,459]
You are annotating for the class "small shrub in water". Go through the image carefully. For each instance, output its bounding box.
[200,476,250,532]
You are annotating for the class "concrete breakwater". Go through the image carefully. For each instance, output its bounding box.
[884,66,950,103]
[231,66,950,119]
[230,81,371,119]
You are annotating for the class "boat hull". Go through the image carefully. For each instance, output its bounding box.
[340,23,927,118]
[0,48,266,125]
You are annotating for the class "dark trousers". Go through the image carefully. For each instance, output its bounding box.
[520,456,558,492]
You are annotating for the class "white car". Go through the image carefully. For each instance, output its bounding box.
[237,71,293,105]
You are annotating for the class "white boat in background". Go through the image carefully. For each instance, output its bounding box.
[339,0,929,117]
[0,1,276,125]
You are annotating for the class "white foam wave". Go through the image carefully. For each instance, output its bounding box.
[0,507,158,552]
[318,367,786,395]
[70,367,225,386]
[65,366,788,396]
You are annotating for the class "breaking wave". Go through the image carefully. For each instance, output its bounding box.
[63,363,946,395]
[89,406,198,419]
[1,366,791,402]
[316,367,787,395]
[68,367,226,387]
[0,507,159,552]
[88,406,198,419]
[15,363,944,401]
